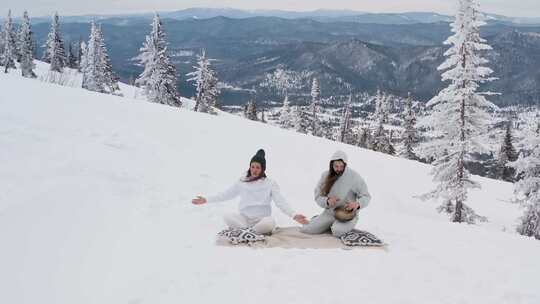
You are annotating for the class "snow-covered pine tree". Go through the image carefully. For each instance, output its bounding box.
[188,50,208,113]
[373,90,390,125]
[370,124,386,152]
[2,10,17,73]
[311,77,320,102]
[510,129,540,240]
[0,23,3,58]
[261,108,267,123]
[400,93,419,160]
[292,105,309,134]
[42,12,67,72]
[135,13,181,107]
[79,40,87,76]
[207,68,219,110]
[358,127,371,148]
[243,103,248,117]
[322,118,335,140]
[371,90,390,152]
[68,42,78,69]
[309,77,323,137]
[77,38,83,72]
[82,22,103,93]
[187,49,220,114]
[421,0,496,223]
[260,66,302,124]
[96,25,120,95]
[278,94,294,129]
[497,122,518,182]
[338,95,354,144]
[245,101,258,121]
[17,11,36,78]
[386,130,396,155]
[82,23,120,94]
[261,67,298,99]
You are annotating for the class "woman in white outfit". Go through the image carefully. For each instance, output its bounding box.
[192,149,309,234]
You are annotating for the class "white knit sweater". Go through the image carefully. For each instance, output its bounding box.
[207,177,296,219]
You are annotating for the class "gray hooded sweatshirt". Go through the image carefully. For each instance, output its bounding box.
[314,150,371,210]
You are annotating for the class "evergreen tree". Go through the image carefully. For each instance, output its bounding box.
[82,22,120,95]
[386,130,396,155]
[293,105,309,134]
[260,67,298,100]
[97,25,120,95]
[245,100,258,121]
[261,108,267,123]
[421,0,496,223]
[371,123,387,152]
[187,49,220,114]
[2,10,17,73]
[511,132,540,240]
[400,93,419,160]
[0,22,3,58]
[68,42,78,69]
[81,23,101,92]
[79,40,87,75]
[77,37,83,72]
[278,94,294,129]
[373,90,390,125]
[321,119,335,140]
[18,11,36,78]
[311,77,320,102]
[309,78,323,137]
[358,127,371,148]
[497,122,518,182]
[371,91,391,152]
[338,95,354,144]
[42,12,67,72]
[135,13,181,107]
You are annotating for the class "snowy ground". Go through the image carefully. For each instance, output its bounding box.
[1,70,540,304]
[21,61,195,110]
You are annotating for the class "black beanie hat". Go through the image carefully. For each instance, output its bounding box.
[250,149,266,171]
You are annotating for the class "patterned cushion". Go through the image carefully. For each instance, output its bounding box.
[340,229,384,247]
[217,228,266,245]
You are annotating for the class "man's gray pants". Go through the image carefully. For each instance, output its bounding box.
[300,209,358,237]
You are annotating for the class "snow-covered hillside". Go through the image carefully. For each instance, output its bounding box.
[12,60,196,109]
[1,71,539,304]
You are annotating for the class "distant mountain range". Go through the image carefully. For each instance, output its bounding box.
[22,10,540,106]
[22,8,540,26]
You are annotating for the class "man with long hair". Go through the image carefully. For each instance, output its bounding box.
[301,150,371,237]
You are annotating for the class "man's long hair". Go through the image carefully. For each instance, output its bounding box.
[321,160,346,196]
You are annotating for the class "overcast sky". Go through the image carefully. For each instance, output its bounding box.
[3,0,540,18]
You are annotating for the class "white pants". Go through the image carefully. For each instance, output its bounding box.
[224,213,276,235]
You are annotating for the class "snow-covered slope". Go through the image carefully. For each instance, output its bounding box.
[1,71,539,304]
[18,60,196,109]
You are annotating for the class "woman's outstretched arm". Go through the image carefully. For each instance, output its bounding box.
[192,181,241,204]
